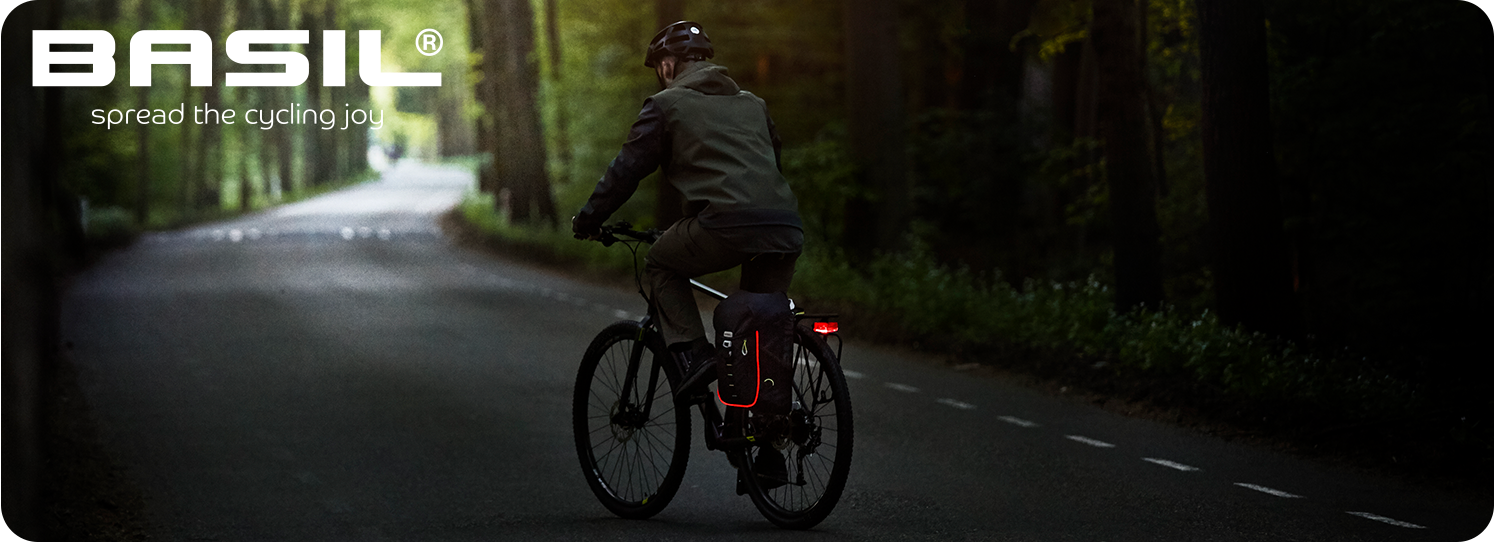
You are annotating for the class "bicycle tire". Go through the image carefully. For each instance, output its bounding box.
[573,320,691,519]
[739,326,854,529]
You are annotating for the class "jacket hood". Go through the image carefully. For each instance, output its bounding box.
[669,62,740,96]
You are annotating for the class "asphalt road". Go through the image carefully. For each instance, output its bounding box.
[60,162,1492,541]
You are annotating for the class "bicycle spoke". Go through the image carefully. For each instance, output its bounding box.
[646,405,677,425]
[593,434,627,464]
[639,432,669,483]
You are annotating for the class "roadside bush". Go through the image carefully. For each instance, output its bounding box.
[793,237,1421,420]
[83,205,138,246]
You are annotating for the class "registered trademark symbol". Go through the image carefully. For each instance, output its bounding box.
[416,29,443,56]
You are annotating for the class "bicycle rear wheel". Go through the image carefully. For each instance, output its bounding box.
[739,326,854,529]
[573,320,690,519]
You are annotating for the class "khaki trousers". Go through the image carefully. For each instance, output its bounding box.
[645,217,799,346]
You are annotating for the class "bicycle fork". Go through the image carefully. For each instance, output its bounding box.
[616,330,664,430]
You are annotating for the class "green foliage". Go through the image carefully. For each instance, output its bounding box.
[1022,0,1092,61]
[1146,0,1199,81]
[544,0,657,189]
[458,192,639,274]
[781,126,858,245]
[82,205,138,245]
[791,239,1420,419]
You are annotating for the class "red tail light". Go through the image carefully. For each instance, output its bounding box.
[813,322,839,334]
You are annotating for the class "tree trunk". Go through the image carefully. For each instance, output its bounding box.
[324,0,344,181]
[1196,0,1298,334]
[134,1,152,225]
[1050,42,1081,143]
[545,0,572,177]
[179,0,198,216]
[491,0,556,226]
[269,0,293,196]
[1138,4,1169,198]
[235,0,254,212]
[960,0,1039,111]
[1091,0,1164,311]
[346,27,370,176]
[653,0,685,230]
[327,0,346,182]
[471,0,502,199]
[1146,83,1168,197]
[239,121,252,211]
[302,0,323,187]
[841,0,909,258]
[196,0,225,209]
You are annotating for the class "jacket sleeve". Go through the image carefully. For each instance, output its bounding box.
[574,98,669,231]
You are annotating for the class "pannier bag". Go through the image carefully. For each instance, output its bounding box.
[712,290,794,419]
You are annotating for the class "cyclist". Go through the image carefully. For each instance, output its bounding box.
[571,21,803,405]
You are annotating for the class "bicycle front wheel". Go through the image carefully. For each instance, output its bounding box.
[572,320,690,519]
[740,326,854,529]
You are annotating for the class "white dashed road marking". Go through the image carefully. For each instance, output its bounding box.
[997,415,1040,428]
[935,398,976,410]
[1234,483,1302,499]
[841,369,866,379]
[1345,511,1426,529]
[883,382,920,393]
[1065,435,1116,448]
[1142,458,1199,472]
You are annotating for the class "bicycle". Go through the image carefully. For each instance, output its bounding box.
[571,222,854,530]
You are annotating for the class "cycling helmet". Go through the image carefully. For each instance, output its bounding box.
[645,21,714,68]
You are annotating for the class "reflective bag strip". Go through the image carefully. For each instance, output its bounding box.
[715,330,761,408]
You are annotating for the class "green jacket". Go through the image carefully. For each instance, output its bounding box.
[576,62,803,247]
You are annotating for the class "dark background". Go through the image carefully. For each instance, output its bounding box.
[3,0,1491,537]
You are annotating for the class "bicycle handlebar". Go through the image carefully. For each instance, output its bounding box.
[574,221,661,247]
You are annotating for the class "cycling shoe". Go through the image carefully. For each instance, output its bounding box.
[675,352,717,401]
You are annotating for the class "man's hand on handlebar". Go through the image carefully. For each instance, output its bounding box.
[571,215,602,241]
[572,220,658,246]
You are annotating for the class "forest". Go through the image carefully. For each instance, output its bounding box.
[4,0,1490,480]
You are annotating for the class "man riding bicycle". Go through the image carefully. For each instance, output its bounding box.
[572,21,804,397]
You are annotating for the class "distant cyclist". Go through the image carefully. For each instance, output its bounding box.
[571,21,803,397]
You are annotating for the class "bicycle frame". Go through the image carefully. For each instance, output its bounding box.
[588,222,840,453]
